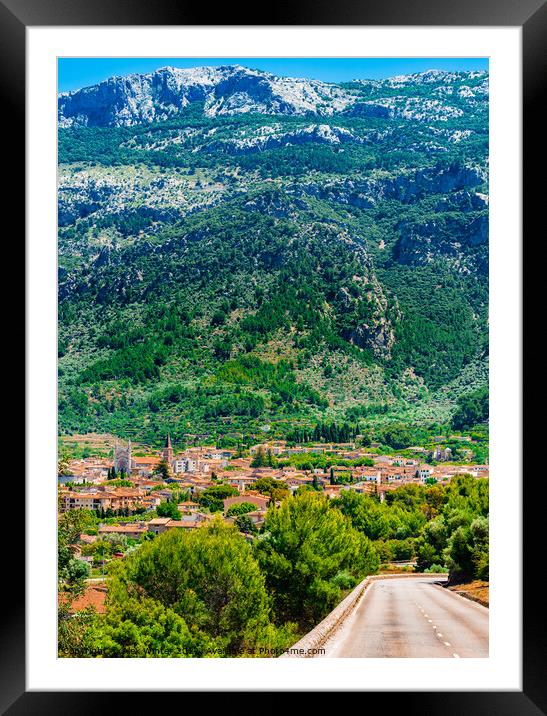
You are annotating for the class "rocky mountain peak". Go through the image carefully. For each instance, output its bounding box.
[58,64,355,127]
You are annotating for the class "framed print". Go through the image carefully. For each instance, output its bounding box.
[5,0,545,709]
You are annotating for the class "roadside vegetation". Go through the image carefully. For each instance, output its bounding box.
[59,475,488,657]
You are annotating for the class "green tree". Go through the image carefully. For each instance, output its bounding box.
[256,492,378,628]
[334,490,390,540]
[108,519,279,655]
[452,387,488,431]
[155,459,171,481]
[444,515,489,583]
[89,595,217,657]
[198,484,239,512]
[58,602,99,658]
[226,502,257,517]
[253,477,289,502]
[58,508,95,596]
[156,500,180,519]
[251,446,267,468]
[415,540,439,572]
[415,475,489,579]
[235,514,257,535]
[266,449,277,467]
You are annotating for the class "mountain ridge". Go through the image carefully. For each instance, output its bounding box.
[58,65,488,128]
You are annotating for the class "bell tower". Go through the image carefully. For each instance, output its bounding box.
[163,433,174,466]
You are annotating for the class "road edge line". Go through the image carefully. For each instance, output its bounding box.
[279,573,448,658]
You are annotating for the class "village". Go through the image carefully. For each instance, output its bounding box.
[59,435,489,554]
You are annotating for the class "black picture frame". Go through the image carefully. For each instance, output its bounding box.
[4,0,545,711]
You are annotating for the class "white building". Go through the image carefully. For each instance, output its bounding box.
[173,457,199,474]
[416,467,434,483]
[173,458,195,474]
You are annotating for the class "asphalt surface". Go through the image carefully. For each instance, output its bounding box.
[321,576,489,658]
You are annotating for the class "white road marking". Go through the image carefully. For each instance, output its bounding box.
[322,576,486,658]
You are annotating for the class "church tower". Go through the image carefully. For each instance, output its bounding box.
[114,439,133,474]
[162,433,174,466]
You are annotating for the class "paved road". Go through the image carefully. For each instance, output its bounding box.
[321,577,488,658]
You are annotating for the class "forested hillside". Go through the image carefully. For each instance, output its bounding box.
[58,66,489,448]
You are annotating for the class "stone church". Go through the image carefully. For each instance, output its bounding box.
[114,439,134,473]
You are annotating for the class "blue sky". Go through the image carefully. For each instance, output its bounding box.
[58,57,488,93]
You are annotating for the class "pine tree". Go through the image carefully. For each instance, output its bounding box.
[251,446,266,468]
[155,460,171,481]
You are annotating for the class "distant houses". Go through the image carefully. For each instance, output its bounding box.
[59,434,488,523]
[60,487,148,513]
[146,512,213,535]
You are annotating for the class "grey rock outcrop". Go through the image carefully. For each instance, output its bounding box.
[58,65,355,127]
